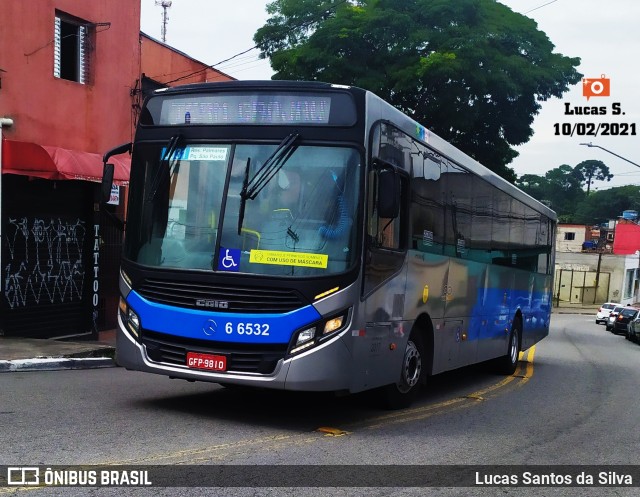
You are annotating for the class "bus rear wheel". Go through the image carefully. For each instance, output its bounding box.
[379,331,425,410]
[494,320,520,375]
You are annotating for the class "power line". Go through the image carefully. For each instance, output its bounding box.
[524,0,559,14]
[158,0,349,85]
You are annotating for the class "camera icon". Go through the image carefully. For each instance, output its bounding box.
[583,75,610,100]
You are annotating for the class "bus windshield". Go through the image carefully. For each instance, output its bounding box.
[124,141,361,277]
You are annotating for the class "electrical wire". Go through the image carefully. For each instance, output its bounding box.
[157,0,349,85]
[524,0,558,14]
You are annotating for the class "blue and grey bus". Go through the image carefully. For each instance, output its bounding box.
[102,80,556,409]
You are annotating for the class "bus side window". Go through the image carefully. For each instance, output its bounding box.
[367,169,406,250]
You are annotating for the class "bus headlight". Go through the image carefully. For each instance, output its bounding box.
[290,326,316,355]
[119,297,141,338]
[288,310,350,356]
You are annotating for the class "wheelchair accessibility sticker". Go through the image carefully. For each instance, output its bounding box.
[218,247,241,272]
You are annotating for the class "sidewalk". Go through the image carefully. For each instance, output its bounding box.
[553,304,599,315]
[0,330,117,373]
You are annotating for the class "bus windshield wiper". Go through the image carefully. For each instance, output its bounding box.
[237,157,251,236]
[147,134,183,201]
[237,133,300,235]
[240,133,300,201]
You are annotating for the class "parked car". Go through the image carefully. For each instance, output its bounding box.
[611,307,639,335]
[605,305,625,331]
[596,302,622,324]
[627,314,640,342]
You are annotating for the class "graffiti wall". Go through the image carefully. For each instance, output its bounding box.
[3,216,87,309]
[1,175,93,338]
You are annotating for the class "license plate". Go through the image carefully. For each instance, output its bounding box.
[186,352,227,372]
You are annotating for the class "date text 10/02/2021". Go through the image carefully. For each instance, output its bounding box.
[554,102,636,136]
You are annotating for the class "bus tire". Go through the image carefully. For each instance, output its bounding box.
[495,320,520,375]
[379,330,425,410]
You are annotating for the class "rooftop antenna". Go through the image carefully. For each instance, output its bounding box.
[155,0,172,43]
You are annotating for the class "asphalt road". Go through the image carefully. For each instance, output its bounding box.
[1,313,639,496]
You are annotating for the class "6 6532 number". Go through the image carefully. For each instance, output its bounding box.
[225,322,270,336]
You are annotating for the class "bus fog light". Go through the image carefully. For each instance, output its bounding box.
[127,307,140,337]
[323,316,344,335]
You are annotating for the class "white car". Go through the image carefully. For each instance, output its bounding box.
[596,302,622,324]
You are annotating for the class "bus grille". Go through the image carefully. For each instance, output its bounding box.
[137,278,306,313]
[141,330,288,375]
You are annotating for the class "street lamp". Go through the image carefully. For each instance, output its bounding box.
[580,142,640,168]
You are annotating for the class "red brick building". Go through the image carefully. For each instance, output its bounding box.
[0,1,232,338]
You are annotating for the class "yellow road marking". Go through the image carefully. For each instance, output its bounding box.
[317,427,350,437]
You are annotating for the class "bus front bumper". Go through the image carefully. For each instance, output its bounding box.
[115,315,354,392]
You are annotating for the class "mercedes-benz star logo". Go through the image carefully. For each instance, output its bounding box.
[203,319,217,336]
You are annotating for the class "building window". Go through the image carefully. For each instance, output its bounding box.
[624,269,634,299]
[54,13,91,84]
[564,232,575,241]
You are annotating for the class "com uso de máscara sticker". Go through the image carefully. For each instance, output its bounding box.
[249,249,328,268]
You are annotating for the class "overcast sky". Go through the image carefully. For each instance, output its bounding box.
[140,0,640,190]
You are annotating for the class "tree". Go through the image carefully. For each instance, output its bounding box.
[254,0,582,181]
[574,186,640,225]
[574,159,613,195]
[515,164,589,221]
[542,165,585,221]
[515,173,550,204]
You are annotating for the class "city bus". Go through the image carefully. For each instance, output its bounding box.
[102,80,556,409]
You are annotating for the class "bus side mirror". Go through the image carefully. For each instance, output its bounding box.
[377,168,400,219]
[100,142,132,204]
[101,163,115,204]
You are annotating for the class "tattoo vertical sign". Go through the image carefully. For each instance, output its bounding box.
[92,222,100,334]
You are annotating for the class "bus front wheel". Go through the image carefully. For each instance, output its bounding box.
[379,331,425,410]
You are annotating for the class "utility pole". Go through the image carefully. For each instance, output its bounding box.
[155,0,172,43]
[593,250,603,305]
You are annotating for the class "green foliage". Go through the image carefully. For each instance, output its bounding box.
[573,186,640,225]
[515,160,639,225]
[254,0,582,182]
[515,164,585,219]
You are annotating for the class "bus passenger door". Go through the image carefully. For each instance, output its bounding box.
[356,164,410,392]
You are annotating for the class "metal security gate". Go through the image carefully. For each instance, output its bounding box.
[1,175,94,338]
[554,268,611,307]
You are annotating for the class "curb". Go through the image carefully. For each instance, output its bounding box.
[0,357,116,373]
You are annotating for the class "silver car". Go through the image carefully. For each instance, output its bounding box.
[627,313,640,342]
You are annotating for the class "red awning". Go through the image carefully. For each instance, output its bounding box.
[1,139,130,186]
